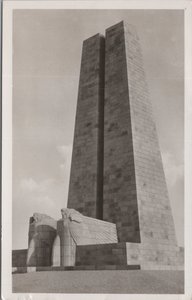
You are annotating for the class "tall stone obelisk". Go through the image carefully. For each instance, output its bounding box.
[103,21,177,246]
[68,21,177,247]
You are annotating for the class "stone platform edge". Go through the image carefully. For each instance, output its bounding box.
[12,264,140,274]
[12,242,184,273]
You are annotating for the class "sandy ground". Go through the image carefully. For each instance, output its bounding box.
[12,270,184,294]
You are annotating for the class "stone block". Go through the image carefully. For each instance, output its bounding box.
[12,249,27,267]
[126,242,184,270]
[76,243,128,267]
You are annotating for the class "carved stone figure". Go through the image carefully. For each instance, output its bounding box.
[52,208,91,267]
[27,213,57,267]
[51,208,118,267]
[61,208,93,243]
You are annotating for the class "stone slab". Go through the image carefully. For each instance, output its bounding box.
[12,249,27,267]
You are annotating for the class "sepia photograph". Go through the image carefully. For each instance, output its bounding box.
[2,1,191,298]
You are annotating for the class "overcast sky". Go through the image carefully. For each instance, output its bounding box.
[12,9,184,249]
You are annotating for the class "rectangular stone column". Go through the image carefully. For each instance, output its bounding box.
[103,21,177,246]
[67,34,105,219]
[103,22,140,242]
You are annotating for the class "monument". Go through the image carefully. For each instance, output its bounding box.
[12,21,184,272]
[67,21,183,269]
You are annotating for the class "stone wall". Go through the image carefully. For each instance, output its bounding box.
[76,242,183,270]
[67,33,105,219]
[12,249,27,267]
[126,242,184,270]
[76,243,128,267]
[123,21,177,246]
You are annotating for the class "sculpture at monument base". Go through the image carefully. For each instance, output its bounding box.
[27,213,57,267]
[24,208,118,268]
[12,207,183,271]
[52,208,84,267]
[52,208,118,267]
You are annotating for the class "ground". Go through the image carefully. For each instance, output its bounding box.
[12,270,184,294]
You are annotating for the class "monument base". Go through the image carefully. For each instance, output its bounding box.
[12,242,183,273]
[12,210,184,272]
[126,243,184,270]
[76,242,184,271]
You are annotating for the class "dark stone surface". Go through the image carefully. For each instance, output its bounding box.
[103,21,140,242]
[76,243,128,267]
[67,34,105,219]
[12,249,27,267]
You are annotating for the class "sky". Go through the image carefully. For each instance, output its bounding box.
[12,9,184,249]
